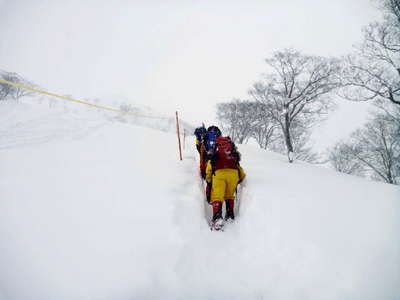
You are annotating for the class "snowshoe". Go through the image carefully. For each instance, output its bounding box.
[211,218,224,231]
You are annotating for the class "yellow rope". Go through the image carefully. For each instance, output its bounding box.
[0,79,170,120]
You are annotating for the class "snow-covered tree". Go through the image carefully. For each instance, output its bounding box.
[249,49,340,162]
[328,142,365,176]
[250,102,279,150]
[0,70,33,100]
[217,99,259,144]
[340,0,400,107]
[330,112,399,184]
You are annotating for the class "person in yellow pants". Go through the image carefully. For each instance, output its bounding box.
[205,160,246,227]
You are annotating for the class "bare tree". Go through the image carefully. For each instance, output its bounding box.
[0,73,16,100]
[249,49,340,162]
[337,113,399,184]
[250,102,279,149]
[340,1,400,106]
[217,99,259,144]
[378,103,400,178]
[290,124,320,163]
[217,99,281,149]
[328,142,365,175]
[0,70,33,100]
[383,0,400,26]
[13,80,33,99]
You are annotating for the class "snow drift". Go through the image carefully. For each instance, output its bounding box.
[0,97,399,300]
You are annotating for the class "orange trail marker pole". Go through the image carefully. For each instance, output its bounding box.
[176,111,183,161]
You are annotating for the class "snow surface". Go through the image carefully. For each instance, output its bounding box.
[1,97,399,300]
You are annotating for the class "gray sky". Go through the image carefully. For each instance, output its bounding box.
[0,0,382,150]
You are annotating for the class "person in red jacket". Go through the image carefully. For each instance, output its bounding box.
[205,136,246,230]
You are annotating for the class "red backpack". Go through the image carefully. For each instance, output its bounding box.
[212,137,240,171]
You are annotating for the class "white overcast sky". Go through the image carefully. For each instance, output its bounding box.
[0,0,382,150]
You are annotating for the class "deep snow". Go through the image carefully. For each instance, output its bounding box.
[0,97,399,300]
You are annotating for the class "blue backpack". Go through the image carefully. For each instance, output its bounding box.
[205,127,221,153]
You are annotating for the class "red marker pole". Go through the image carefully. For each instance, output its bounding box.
[176,111,183,161]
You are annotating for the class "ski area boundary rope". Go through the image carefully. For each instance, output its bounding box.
[0,79,169,120]
[0,78,185,161]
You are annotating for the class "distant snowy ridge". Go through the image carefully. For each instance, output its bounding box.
[0,94,194,151]
[91,94,195,134]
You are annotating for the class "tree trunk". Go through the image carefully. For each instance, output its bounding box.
[283,111,294,163]
[387,167,394,184]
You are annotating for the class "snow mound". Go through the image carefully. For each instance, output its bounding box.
[0,98,399,300]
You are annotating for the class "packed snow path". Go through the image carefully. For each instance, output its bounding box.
[1,99,399,300]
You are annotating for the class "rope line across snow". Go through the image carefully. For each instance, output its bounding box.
[0,79,170,120]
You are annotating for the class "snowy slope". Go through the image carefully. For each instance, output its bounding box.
[0,98,399,300]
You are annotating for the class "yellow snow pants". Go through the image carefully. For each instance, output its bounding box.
[210,169,239,203]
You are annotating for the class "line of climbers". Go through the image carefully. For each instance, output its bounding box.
[194,124,246,230]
